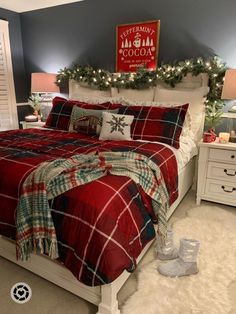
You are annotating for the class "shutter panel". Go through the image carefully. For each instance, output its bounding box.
[0,20,18,131]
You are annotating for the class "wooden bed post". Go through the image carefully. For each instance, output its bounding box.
[97,283,120,314]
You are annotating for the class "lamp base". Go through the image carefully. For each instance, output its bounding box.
[229,136,236,143]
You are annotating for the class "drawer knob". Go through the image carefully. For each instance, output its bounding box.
[231,155,235,159]
[221,185,236,193]
[224,169,236,176]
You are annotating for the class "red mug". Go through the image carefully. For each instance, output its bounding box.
[203,132,216,143]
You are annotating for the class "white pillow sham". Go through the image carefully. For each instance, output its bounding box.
[69,80,112,99]
[99,112,134,141]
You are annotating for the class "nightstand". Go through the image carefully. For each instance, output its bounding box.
[196,139,236,206]
[20,121,45,129]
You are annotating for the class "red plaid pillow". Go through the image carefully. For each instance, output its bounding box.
[45,97,121,130]
[118,104,189,148]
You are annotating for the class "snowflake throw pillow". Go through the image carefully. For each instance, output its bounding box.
[99,112,134,141]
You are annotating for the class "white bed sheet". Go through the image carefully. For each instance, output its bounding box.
[169,136,198,172]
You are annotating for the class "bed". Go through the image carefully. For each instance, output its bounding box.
[0,74,208,313]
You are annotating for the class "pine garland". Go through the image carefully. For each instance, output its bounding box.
[56,57,227,127]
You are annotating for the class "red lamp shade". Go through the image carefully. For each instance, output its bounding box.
[31,73,59,93]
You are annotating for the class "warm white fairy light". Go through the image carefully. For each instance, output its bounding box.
[56,57,226,109]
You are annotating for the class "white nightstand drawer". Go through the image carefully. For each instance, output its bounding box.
[207,162,236,182]
[209,148,236,163]
[205,179,236,201]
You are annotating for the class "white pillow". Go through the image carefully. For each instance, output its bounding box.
[99,112,134,141]
[156,73,208,90]
[118,87,155,102]
[69,80,112,99]
[68,95,124,105]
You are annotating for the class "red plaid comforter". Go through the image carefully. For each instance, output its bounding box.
[0,128,178,286]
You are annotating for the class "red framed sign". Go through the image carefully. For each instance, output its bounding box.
[116,20,160,72]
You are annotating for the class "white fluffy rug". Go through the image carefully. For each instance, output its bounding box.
[122,206,236,314]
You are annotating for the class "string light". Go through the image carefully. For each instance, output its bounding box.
[56,57,227,111]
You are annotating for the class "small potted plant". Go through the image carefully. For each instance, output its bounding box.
[203,100,223,142]
[28,94,41,120]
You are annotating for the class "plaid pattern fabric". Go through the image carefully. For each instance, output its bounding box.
[45,97,120,131]
[118,104,189,148]
[16,151,168,261]
[0,128,178,286]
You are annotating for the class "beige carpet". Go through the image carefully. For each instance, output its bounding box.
[122,205,236,314]
[0,190,236,314]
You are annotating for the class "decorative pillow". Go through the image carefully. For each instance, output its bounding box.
[44,97,75,130]
[118,104,189,148]
[45,97,121,130]
[118,98,192,138]
[154,86,209,141]
[99,112,134,141]
[150,101,192,138]
[68,106,118,135]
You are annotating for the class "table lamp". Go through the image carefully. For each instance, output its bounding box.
[30,73,59,121]
[221,69,236,112]
[31,72,59,100]
[221,69,236,142]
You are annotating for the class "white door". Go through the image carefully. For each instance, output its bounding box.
[0,20,18,131]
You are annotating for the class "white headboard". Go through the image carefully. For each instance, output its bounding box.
[69,73,209,143]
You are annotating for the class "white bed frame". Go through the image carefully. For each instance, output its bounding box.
[0,74,208,314]
[0,158,195,313]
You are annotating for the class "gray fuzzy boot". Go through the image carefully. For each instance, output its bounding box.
[158,238,200,277]
[156,229,178,261]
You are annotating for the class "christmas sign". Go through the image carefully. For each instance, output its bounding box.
[116,20,160,72]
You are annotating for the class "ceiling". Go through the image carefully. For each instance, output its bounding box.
[0,0,84,13]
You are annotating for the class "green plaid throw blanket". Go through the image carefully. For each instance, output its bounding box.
[16,151,169,261]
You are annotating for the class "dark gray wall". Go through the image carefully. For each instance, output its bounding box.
[20,0,236,86]
[2,0,236,101]
[0,8,27,102]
